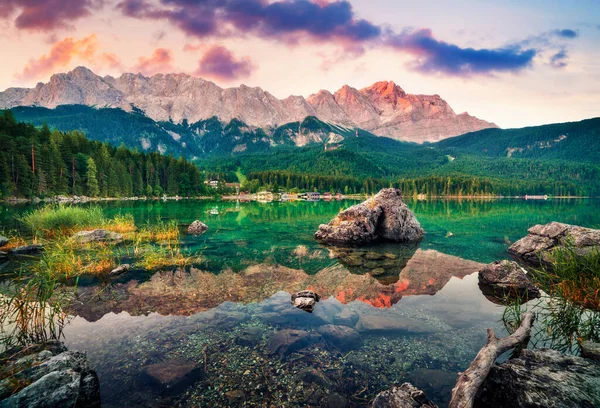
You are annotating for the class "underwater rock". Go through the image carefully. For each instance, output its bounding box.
[581,341,600,361]
[478,260,540,305]
[109,264,130,276]
[225,389,246,404]
[72,229,123,244]
[144,358,202,387]
[508,222,600,267]
[315,188,424,246]
[317,324,362,352]
[0,251,7,261]
[333,308,360,327]
[297,367,333,387]
[235,327,263,347]
[371,382,438,408]
[327,393,349,408]
[474,348,600,408]
[0,236,8,248]
[265,329,320,356]
[291,290,321,313]
[0,341,100,408]
[8,244,44,255]
[187,220,208,235]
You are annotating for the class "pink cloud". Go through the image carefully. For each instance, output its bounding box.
[131,48,174,76]
[1,0,104,31]
[17,35,99,80]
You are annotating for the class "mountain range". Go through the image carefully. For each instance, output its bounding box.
[0,66,496,143]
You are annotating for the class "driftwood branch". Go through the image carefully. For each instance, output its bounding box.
[448,312,535,408]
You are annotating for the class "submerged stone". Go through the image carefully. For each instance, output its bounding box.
[109,264,130,276]
[316,324,362,352]
[144,358,201,387]
[0,236,8,248]
[371,382,438,408]
[265,329,320,356]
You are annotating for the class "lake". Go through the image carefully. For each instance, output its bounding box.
[1,198,599,407]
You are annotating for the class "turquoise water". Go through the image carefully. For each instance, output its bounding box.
[1,198,599,407]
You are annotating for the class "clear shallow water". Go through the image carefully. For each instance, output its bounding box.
[1,198,599,407]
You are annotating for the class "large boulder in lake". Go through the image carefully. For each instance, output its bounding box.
[508,222,600,267]
[315,189,423,245]
[478,260,540,305]
[187,220,208,235]
[0,342,101,408]
[474,348,600,408]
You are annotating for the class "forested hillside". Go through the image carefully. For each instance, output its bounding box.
[0,110,209,198]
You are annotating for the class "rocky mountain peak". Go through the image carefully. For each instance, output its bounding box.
[0,67,498,143]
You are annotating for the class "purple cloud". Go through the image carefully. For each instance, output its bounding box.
[0,0,104,31]
[388,29,536,76]
[550,49,568,68]
[194,45,256,81]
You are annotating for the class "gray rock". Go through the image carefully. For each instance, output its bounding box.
[0,236,8,248]
[508,222,600,267]
[109,264,130,275]
[235,327,263,347]
[291,290,321,313]
[317,324,362,352]
[581,341,600,361]
[9,244,44,255]
[144,358,201,387]
[187,220,208,235]
[72,229,123,244]
[265,329,320,356]
[0,251,7,262]
[315,189,423,245]
[371,382,438,408]
[0,342,100,408]
[327,393,349,408]
[474,348,600,408]
[478,260,540,304]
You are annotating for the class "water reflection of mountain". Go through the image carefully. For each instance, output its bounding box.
[68,249,484,321]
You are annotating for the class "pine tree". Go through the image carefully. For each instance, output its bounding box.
[86,157,100,197]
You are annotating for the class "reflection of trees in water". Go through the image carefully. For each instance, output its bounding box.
[503,296,600,353]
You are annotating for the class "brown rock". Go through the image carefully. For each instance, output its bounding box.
[371,382,438,408]
[478,260,541,304]
[144,358,200,385]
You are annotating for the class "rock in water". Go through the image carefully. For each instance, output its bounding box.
[315,188,423,245]
[478,260,540,305]
[474,348,600,408]
[291,290,321,313]
[187,220,208,235]
[371,382,438,408]
[581,341,600,361]
[316,324,362,352]
[0,342,101,408]
[72,229,123,244]
[109,264,130,276]
[508,222,600,267]
[0,236,8,248]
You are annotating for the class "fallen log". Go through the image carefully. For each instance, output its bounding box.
[448,312,535,408]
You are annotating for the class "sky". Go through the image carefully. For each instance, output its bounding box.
[0,0,599,128]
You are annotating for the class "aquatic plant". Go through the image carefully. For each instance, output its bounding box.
[19,205,107,237]
[136,220,179,242]
[532,241,600,310]
[0,268,73,350]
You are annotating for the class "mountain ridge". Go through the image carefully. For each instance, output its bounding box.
[0,66,497,143]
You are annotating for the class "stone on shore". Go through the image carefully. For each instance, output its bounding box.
[8,244,44,255]
[315,188,423,246]
[187,220,208,235]
[474,348,600,408]
[371,382,438,408]
[0,342,100,408]
[508,222,600,266]
[72,229,123,244]
[581,341,600,361]
[478,260,540,304]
